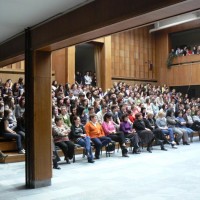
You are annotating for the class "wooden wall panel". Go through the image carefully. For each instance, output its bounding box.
[111,26,156,83]
[155,20,200,87]
[65,46,75,84]
[0,60,25,83]
[51,49,66,85]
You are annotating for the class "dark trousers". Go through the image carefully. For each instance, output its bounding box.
[53,150,61,168]
[1,132,23,151]
[17,131,25,141]
[55,141,75,160]
[138,130,155,146]
[91,136,111,158]
[125,133,140,148]
[190,121,200,131]
[108,131,125,148]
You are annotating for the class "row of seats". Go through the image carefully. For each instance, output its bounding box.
[1,132,199,163]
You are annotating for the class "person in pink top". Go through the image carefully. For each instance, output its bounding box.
[102,113,129,157]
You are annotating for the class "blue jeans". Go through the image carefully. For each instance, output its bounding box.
[1,132,23,151]
[180,127,194,136]
[161,128,174,142]
[77,136,93,161]
[91,136,112,158]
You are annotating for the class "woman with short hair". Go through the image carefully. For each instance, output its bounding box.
[85,114,111,159]
[133,113,155,153]
[52,116,75,164]
[102,113,128,157]
[120,113,140,154]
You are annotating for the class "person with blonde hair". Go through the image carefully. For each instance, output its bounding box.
[156,111,177,148]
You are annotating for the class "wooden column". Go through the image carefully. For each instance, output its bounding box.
[26,50,52,188]
[65,46,75,84]
[101,36,112,91]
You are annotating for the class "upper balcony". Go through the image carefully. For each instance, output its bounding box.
[172,54,200,65]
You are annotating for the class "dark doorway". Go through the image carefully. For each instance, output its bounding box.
[75,43,95,75]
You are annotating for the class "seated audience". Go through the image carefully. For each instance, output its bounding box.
[146,112,167,150]
[52,116,75,164]
[71,116,94,163]
[176,110,195,141]
[156,111,177,148]
[133,113,155,153]
[102,113,129,157]
[166,110,189,145]
[120,114,140,154]
[183,108,200,132]
[96,105,108,124]
[60,106,72,127]
[0,109,25,154]
[85,114,111,159]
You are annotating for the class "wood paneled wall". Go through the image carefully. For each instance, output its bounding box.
[51,47,75,85]
[0,61,25,83]
[155,20,200,87]
[111,26,156,82]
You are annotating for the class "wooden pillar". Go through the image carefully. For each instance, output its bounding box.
[25,49,52,188]
[101,36,112,91]
[65,46,75,84]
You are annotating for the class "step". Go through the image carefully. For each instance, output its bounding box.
[0,152,25,164]
[0,141,17,152]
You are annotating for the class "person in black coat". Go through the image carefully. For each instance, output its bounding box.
[133,113,155,153]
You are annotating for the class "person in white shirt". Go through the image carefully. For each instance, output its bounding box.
[84,72,92,86]
[96,105,108,124]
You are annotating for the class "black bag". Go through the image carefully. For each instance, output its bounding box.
[106,141,115,152]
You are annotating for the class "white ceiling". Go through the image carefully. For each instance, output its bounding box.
[0,0,93,44]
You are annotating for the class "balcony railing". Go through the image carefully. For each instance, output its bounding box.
[172,54,200,65]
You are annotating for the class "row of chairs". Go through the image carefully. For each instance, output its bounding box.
[65,132,200,163]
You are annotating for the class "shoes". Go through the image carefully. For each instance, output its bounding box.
[161,146,168,151]
[172,144,178,149]
[132,150,140,154]
[147,147,152,153]
[0,151,8,160]
[53,166,61,170]
[18,149,25,154]
[183,142,190,145]
[132,147,140,154]
[95,156,100,159]
[122,153,129,157]
[65,158,71,164]
[171,141,176,145]
[88,160,95,163]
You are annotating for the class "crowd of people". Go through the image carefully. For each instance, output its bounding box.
[171,45,200,56]
[0,78,25,158]
[1,76,200,169]
[75,71,97,86]
[51,80,200,168]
